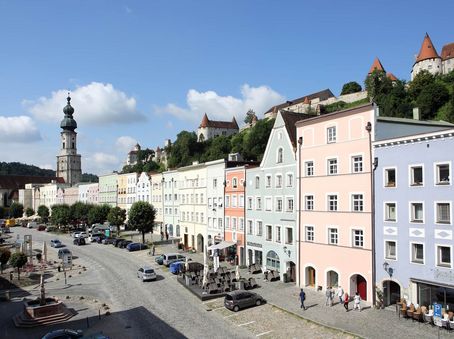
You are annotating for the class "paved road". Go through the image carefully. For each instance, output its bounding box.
[9,228,253,339]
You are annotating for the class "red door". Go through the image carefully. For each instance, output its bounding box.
[357,275,367,301]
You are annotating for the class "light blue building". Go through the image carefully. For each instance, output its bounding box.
[374,129,454,309]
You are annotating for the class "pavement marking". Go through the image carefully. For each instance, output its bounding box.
[256,330,273,337]
[212,306,225,311]
[238,321,255,327]
[224,313,238,318]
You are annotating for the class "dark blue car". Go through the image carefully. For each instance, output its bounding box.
[126,242,149,252]
[169,261,185,274]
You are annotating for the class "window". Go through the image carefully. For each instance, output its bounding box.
[200,213,204,223]
[239,218,244,231]
[218,218,223,229]
[265,197,272,211]
[232,217,237,230]
[266,175,272,188]
[385,203,396,221]
[213,179,217,188]
[305,195,314,210]
[275,226,281,243]
[436,203,450,223]
[352,229,364,248]
[247,220,253,235]
[255,176,260,189]
[437,246,451,268]
[328,159,338,175]
[305,161,314,176]
[232,195,237,208]
[256,197,262,210]
[385,168,396,187]
[225,217,230,229]
[385,241,396,260]
[328,195,338,211]
[256,221,263,236]
[239,195,244,208]
[275,175,282,188]
[327,126,336,143]
[328,228,338,245]
[410,166,423,185]
[232,178,238,188]
[277,148,283,163]
[276,198,283,212]
[266,225,272,241]
[286,174,293,187]
[411,243,424,264]
[352,194,364,212]
[352,156,363,173]
[305,226,314,242]
[436,163,450,185]
[225,196,230,208]
[285,227,293,244]
[247,197,253,210]
[286,198,294,212]
[410,203,423,222]
[200,194,204,204]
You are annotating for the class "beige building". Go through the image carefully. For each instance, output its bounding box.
[150,172,164,233]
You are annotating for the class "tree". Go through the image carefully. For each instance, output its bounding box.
[242,118,274,161]
[50,204,71,226]
[415,82,449,120]
[70,202,94,226]
[37,205,50,222]
[167,131,199,168]
[107,207,126,228]
[341,81,362,95]
[9,202,24,218]
[0,248,11,274]
[88,204,111,225]
[200,135,232,162]
[244,109,256,124]
[25,207,34,217]
[128,201,156,244]
[9,252,28,280]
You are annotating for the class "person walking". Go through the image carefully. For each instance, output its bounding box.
[152,244,156,256]
[299,289,307,310]
[353,292,361,311]
[337,286,344,305]
[343,292,349,311]
[325,287,332,306]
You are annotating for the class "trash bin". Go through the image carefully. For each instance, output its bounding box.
[283,273,289,283]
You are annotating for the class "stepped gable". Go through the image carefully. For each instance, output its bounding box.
[265,89,335,115]
[368,57,385,74]
[198,113,239,129]
[280,110,314,149]
[415,33,440,64]
[441,42,454,61]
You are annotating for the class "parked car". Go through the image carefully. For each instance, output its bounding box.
[46,226,56,232]
[169,261,185,274]
[224,291,264,312]
[155,255,164,265]
[163,253,188,267]
[118,240,133,249]
[137,265,157,281]
[89,233,104,242]
[126,243,148,252]
[76,232,87,238]
[113,238,125,247]
[41,328,83,339]
[27,221,38,229]
[102,237,117,245]
[73,237,86,246]
[58,248,72,259]
[37,225,47,231]
[50,239,63,248]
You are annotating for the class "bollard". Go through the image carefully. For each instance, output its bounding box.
[98,309,101,320]
[10,272,13,281]
[86,316,89,328]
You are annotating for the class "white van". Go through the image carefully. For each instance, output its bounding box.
[162,253,187,267]
[27,221,38,229]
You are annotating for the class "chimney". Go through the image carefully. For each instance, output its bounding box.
[413,107,420,120]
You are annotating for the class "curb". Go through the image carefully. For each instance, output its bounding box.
[268,302,364,339]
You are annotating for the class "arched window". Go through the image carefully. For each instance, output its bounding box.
[277,148,283,163]
[232,178,238,188]
[266,250,280,271]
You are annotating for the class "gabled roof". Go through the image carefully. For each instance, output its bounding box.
[264,89,335,115]
[386,72,398,81]
[198,114,239,130]
[280,110,315,148]
[415,33,440,64]
[0,175,64,189]
[368,57,385,74]
[441,42,454,61]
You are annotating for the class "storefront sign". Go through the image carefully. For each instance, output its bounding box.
[434,303,442,318]
[247,241,262,248]
[434,268,454,283]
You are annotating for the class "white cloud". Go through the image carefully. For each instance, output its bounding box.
[0,116,41,143]
[84,152,120,174]
[155,84,285,123]
[25,82,145,126]
[115,136,137,153]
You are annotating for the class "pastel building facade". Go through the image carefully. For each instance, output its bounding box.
[136,172,151,203]
[117,173,128,211]
[98,173,118,207]
[206,160,226,246]
[125,172,138,216]
[150,172,164,232]
[163,170,180,237]
[86,183,99,204]
[63,186,79,205]
[374,129,454,309]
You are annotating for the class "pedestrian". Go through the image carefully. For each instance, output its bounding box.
[337,286,344,304]
[343,292,349,311]
[152,245,156,256]
[325,286,332,306]
[165,232,169,240]
[353,292,361,311]
[299,288,307,310]
[160,232,164,241]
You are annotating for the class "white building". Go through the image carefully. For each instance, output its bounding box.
[136,172,151,203]
[163,170,179,238]
[197,114,239,142]
[206,159,226,246]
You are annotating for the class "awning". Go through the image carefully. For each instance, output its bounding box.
[207,241,236,251]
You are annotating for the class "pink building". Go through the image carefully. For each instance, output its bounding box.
[224,167,246,265]
[296,104,375,302]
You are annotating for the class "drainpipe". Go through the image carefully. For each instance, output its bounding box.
[297,136,303,287]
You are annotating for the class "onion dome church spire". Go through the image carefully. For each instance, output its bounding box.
[60,93,78,131]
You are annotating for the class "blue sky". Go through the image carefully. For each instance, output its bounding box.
[1,0,453,175]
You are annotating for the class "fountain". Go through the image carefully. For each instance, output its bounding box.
[13,273,76,327]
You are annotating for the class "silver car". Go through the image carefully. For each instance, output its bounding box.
[137,266,156,282]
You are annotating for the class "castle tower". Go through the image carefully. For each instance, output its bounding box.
[411,33,442,80]
[56,94,82,185]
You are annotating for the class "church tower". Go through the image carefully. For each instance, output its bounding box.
[56,94,82,185]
